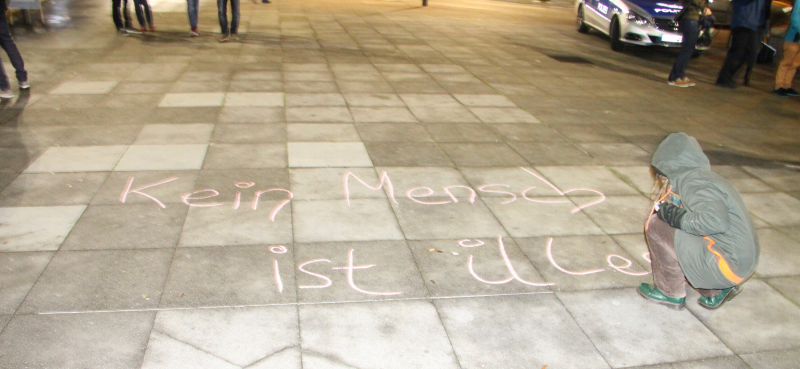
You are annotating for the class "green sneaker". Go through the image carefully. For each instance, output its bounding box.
[637,283,686,310]
[698,286,741,310]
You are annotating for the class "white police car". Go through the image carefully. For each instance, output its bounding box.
[575,0,711,52]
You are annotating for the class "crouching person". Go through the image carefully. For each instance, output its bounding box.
[638,133,759,310]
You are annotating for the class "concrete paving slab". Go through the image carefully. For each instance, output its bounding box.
[61,204,187,250]
[0,205,86,251]
[178,201,293,247]
[753,228,800,278]
[0,172,108,206]
[202,143,287,169]
[224,92,285,107]
[558,288,732,367]
[764,276,800,305]
[0,252,53,314]
[91,170,200,206]
[24,146,128,173]
[686,279,800,354]
[484,196,605,237]
[292,199,404,242]
[624,356,751,369]
[579,195,652,234]
[161,245,296,308]
[288,142,373,167]
[115,144,208,171]
[518,235,650,291]
[294,240,428,302]
[741,348,800,369]
[393,196,508,240]
[159,93,226,107]
[298,300,459,369]
[211,123,288,144]
[18,249,172,313]
[134,123,215,144]
[146,306,299,367]
[742,193,800,227]
[50,81,118,94]
[435,294,609,369]
[408,237,550,296]
[0,312,154,369]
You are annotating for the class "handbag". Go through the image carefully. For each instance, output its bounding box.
[757,42,776,64]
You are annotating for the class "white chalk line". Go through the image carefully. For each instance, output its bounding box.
[34,291,554,315]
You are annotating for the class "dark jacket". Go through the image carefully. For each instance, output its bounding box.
[651,133,759,289]
[731,0,770,31]
[679,0,707,20]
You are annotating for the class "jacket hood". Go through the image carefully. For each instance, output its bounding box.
[651,133,710,184]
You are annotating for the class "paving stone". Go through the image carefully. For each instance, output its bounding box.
[294,240,428,302]
[435,294,609,369]
[559,288,732,367]
[292,199,404,242]
[178,201,293,247]
[160,245,296,307]
[18,249,173,313]
[24,146,128,173]
[0,312,155,369]
[299,300,459,369]
[203,143,287,169]
[0,206,86,251]
[288,142,372,167]
[0,252,53,314]
[0,172,108,206]
[115,144,208,171]
[61,204,187,250]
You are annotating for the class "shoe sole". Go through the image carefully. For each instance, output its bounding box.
[698,286,742,310]
[637,287,686,311]
[668,82,690,88]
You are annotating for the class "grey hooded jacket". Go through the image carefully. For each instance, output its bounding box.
[651,133,759,289]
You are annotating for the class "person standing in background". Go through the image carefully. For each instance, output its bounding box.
[667,0,707,87]
[774,0,800,97]
[716,0,769,88]
[0,0,29,98]
[187,0,199,36]
[217,0,240,42]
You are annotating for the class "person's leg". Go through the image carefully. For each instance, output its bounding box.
[776,42,800,89]
[187,0,198,29]
[0,19,12,93]
[230,0,240,35]
[669,19,699,82]
[112,0,124,30]
[217,0,229,35]
[718,28,755,84]
[122,0,133,28]
[0,15,27,84]
[782,43,800,89]
[744,30,764,86]
[645,214,687,298]
[133,0,146,28]
[141,0,153,27]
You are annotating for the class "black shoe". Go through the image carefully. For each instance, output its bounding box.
[786,88,800,97]
[774,88,789,98]
[715,80,736,89]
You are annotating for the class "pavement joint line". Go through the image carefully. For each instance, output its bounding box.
[33,291,555,315]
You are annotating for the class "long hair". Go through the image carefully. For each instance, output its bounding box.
[650,166,670,203]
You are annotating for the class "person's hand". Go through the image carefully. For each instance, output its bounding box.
[703,8,712,15]
[656,202,687,229]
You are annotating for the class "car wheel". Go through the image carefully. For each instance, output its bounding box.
[610,17,626,52]
[577,5,590,33]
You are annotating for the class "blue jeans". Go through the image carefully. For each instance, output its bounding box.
[669,19,699,81]
[134,0,153,27]
[0,15,27,90]
[187,0,199,28]
[217,0,240,35]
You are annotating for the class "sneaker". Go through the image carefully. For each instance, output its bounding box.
[118,28,129,36]
[774,88,789,98]
[230,34,239,41]
[148,25,156,32]
[698,286,741,310]
[124,27,142,34]
[190,27,199,36]
[219,34,230,42]
[786,87,800,97]
[140,26,147,33]
[0,89,14,99]
[637,283,686,310]
[668,79,691,88]
[680,77,696,87]
[18,81,29,90]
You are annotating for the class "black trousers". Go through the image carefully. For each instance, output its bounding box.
[717,27,758,84]
[0,15,27,90]
[112,0,133,30]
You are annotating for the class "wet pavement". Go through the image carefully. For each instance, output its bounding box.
[1,0,800,367]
